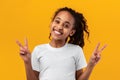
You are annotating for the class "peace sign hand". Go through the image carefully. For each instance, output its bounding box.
[16,38,31,64]
[88,43,107,67]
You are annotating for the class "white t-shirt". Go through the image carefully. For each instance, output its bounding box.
[31,43,87,80]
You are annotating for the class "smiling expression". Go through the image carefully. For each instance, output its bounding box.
[50,11,76,41]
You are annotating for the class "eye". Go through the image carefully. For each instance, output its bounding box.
[64,24,69,28]
[54,20,60,24]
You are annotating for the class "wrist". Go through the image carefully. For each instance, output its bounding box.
[87,61,95,69]
[24,58,31,65]
[23,53,31,64]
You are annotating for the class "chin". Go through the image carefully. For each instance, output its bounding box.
[52,37,62,41]
[51,35,63,41]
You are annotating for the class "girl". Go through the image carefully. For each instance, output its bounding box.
[16,7,107,80]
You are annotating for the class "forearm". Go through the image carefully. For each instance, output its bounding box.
[24,62,39,80]
[78,63,94,80]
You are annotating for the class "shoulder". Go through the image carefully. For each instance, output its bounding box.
[67,43,84,56]
[67,43,82,50]
[35,43,48,49]
[32,43,49,54]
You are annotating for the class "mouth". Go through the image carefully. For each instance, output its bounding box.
[53,29,63,35]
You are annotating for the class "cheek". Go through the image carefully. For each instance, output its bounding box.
[50,24,54,32]
[64,29,71,36]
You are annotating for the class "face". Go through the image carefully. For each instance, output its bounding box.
[50,11,76,41]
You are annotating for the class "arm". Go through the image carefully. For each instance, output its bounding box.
[16,38,39,80]
[76,43,107,80]
[76,63,94,80]
[24,60,39,80]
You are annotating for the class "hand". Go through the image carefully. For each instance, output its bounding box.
[88,43,107,67]
[16,38,31,64]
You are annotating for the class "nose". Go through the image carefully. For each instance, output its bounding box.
[57,23,63,30]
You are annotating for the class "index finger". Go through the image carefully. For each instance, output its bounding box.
[94,42,100,52]
[16,40,24,48]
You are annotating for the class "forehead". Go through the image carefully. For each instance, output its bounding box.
[55,11,75,24]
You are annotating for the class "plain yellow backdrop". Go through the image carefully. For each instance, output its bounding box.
[0,0,120,80]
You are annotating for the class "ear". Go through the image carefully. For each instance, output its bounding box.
[70,29,76,36]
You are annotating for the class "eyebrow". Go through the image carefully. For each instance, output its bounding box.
[55,17,71,25]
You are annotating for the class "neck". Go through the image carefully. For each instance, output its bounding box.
[49,39,66,48]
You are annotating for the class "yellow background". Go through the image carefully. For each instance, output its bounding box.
[0,0,120,80]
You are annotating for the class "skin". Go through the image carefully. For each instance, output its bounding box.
[49,11,76,48]
[16,39,39,80]
[16,11,107,80]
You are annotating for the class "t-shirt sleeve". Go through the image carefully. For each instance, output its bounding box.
[75,46,87,71]
[31,46,40,72]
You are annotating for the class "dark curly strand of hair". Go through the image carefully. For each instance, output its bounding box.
[49,7,89,48]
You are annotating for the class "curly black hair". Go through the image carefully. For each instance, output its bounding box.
[49,7,89,48]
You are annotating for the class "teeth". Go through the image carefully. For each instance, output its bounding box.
[54,30,61,35]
